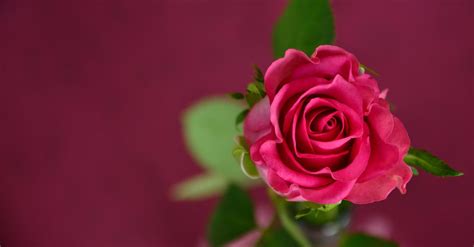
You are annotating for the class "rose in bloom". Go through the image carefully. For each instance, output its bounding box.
[244,45,412,204]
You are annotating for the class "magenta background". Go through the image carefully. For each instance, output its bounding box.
[0,0,473,246]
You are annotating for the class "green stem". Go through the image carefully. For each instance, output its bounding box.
[267,189,312,247]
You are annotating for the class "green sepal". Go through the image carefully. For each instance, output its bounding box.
[233,135,249,150]
[246,92,262,108]
[410,166,419,176]
[245,82,266,108]
[235,109,249,129]
[294,201,341,220]
[253,65,264,83]
[359,63,380,76]
[232,145,259,179]
[247,82,265,97]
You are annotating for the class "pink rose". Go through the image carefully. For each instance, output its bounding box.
[244,45,412,204]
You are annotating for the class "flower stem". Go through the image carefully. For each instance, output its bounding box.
[267,189,312,247]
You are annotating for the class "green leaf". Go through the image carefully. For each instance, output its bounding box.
[273,0,334,58]
[171,173,228,200]
[256,227,300,247]
[233,135,249,150]
[229,92,244,100]
[404,147,463,177]
[182,97,249,182]
[269,190,312,247]
[207,184,257,247]
[339,233,398,247]
[235,109,249,129]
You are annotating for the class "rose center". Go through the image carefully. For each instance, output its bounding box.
[309,110,340,133]
[324,117,337,131]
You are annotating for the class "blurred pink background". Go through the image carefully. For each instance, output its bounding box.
[0,0,473,246]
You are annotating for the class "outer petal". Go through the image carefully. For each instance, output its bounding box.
[299,178,356,204]
[265,45,361,101]
[345,161,413,204]
[309,45,360,82]
[243,96,271,146]
[388,117,410,155]
[264,49,315,100]
[259,140,333,187]
[352,74,381,112]
[358,102,399,182]
[258,166,357,204]
[353,74,380,94]
[249,133,273,165]
[257,166,303,201]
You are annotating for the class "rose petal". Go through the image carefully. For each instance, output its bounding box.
[358,101,402,182]
[279,139,349,174]
[272,75,363,143]
[309,45,360,82]
[257,166,303,201]
[388,117,410,155]
[274,78,328,142]
[301,75,364,115]
[303,97,363,141]
[367,102,394,139]
[352,74,381,112]
[249,132,274,166]
[259,166,356,204]
[379,88,389,99]
[304,111,348,154]
[309,109,338,132]
[331,134,371,181]
[264,49,316,100]
[353,74,380,94]
[345,161,413,204]
[259,140,334,187]
[290,102,314,154]
[243,96,271,145]
[308,110,345,141]
[298,178,357,204]
[295,148,350,171]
